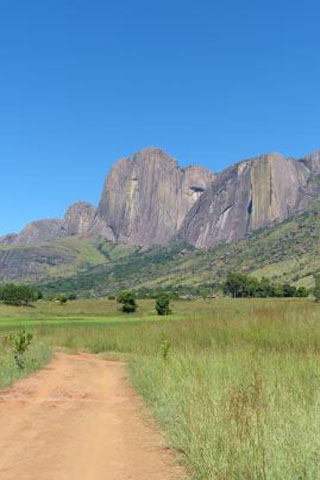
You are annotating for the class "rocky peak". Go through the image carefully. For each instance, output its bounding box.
[12,219,65,245]
[63,201,96,236]
[0,233,18,245]
[178,153,311,249]
[300,149,320,173]
[92,147,215,245]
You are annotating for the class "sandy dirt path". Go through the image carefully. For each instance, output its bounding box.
[0,352,183,480]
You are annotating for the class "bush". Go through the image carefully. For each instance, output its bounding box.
[0,284,37,306]
[117,290,137,313]
[155,295,171,315]
[12,331,33,369]
[56,294,68,304]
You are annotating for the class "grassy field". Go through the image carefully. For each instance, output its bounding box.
[0,298,320,479]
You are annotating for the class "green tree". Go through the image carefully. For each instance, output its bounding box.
[155,295,171,315]
[223,273,250,298]
[56,294,68,304]
[296,286,309,298]
[0,284,36,306]
[117,291,137,313]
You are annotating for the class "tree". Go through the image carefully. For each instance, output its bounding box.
[156,295,171,315]
[56,294,68,304]
[0,284,36,306]
[314,274,320,302]
[117,291,137,313]
[296,286,308,298]
[223,273,250,298]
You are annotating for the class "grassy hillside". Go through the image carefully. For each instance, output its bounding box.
[1,199,319,296]
[36,199,320,296]
[0,236,136,283]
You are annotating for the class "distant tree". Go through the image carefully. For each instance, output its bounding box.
[296,286,309,298]
[282,283,297,298]
[117,291,137,313]
[37,290,43,300]
[0,284,36,306]
[155,295,171,315]
[223,272,304,299]
[223,273,250,298]
[56,294,68,304]
[314,274,320,302]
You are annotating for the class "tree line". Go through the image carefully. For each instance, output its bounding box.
[0,284,40,306]
[223,273,309,298]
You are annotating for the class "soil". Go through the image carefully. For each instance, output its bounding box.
[0,352,183,480]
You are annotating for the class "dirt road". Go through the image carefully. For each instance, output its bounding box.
[0,352,183,480]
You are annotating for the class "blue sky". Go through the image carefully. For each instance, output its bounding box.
[1,0,320,235]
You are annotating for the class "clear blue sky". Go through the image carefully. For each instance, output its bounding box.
[1,0,320,235]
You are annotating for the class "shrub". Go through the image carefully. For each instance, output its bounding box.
[155,295,171,315]
[117,290,137,313]
[12,331,33,369]
[56,294,68,304]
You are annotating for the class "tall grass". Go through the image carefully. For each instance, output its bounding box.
[1,298,320,478]
[32,299,320,479]
[0,339,51,389]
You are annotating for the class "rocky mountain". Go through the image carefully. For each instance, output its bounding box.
[1,147,320,254]
[91,148,215,245]
[178,153,319,248]
[0,202,96,246]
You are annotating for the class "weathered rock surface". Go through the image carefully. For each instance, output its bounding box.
[178,153,317,248]
[91,148,215,245]
[1,202,96,246]
[2,147,320,255]
[63,201,97,236]
[0,246,74,280]
[0,233,18,245]
[12,219,66,245]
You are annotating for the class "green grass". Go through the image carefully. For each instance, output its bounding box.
[0,338,51,389]
[1,298,320,479]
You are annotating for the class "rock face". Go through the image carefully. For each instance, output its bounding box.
[0,233,18,245]
[92,148,215,245]
[1,202,96,245]
[2,147,320,252]
[12,219,66,245]
[63,201,97,236]
[178,153,315,248]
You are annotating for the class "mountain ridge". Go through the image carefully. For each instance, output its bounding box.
[1,146,320,251]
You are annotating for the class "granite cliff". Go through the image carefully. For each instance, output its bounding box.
[178,153,319,248]
[1,147,320,252]
[0,201,96,245]
[91,148,215,245]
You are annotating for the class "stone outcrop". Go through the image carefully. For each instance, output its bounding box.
[1,202,96,245]
[91,148,215,245]
[63,201,96,236]
[178,153,315,248]
[2,147,320,252]
[0,233,18,245]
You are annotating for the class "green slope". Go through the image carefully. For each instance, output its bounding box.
[32,199,320,297]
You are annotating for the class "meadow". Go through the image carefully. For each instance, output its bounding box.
[0,298,319,479]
